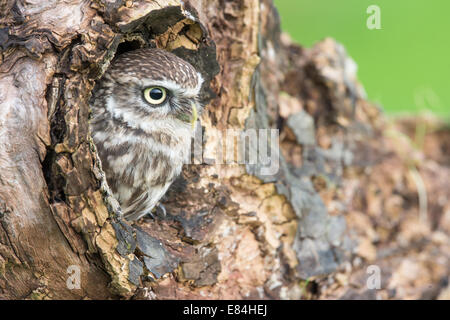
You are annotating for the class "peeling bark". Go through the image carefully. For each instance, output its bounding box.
[0,0,448,300]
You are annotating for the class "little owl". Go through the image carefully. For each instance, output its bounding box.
[90,48,202,221]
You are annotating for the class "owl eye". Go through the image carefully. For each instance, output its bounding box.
[143,87,167,105]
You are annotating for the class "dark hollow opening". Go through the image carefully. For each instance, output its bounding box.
[115,40,144,56]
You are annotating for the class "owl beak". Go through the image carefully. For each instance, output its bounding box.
[191,102,198,129]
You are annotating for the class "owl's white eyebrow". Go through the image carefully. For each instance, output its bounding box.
[139,79,202,98]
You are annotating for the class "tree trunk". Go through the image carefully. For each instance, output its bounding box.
[1,0,448,300]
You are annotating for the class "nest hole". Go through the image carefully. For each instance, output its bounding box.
[115,40,145,56]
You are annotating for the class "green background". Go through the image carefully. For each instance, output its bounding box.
[274,0,450,118]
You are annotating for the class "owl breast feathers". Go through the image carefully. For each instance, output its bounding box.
[90,48,203,220]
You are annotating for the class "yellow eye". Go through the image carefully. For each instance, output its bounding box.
[143,87,167,104]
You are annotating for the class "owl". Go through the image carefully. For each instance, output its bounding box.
[90,48,203,221]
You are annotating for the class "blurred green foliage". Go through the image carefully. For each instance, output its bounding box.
[274,0,450,117]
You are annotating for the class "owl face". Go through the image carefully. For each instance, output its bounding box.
[100,48,203,125]
[90,48,204,221]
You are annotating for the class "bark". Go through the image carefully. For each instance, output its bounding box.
[0,0,448,300]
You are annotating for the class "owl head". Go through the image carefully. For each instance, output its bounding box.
[95,48,203,128]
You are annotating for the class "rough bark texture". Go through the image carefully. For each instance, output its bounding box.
[0,0,449,300]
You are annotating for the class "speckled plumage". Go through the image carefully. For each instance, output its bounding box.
[90,48,203,220]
